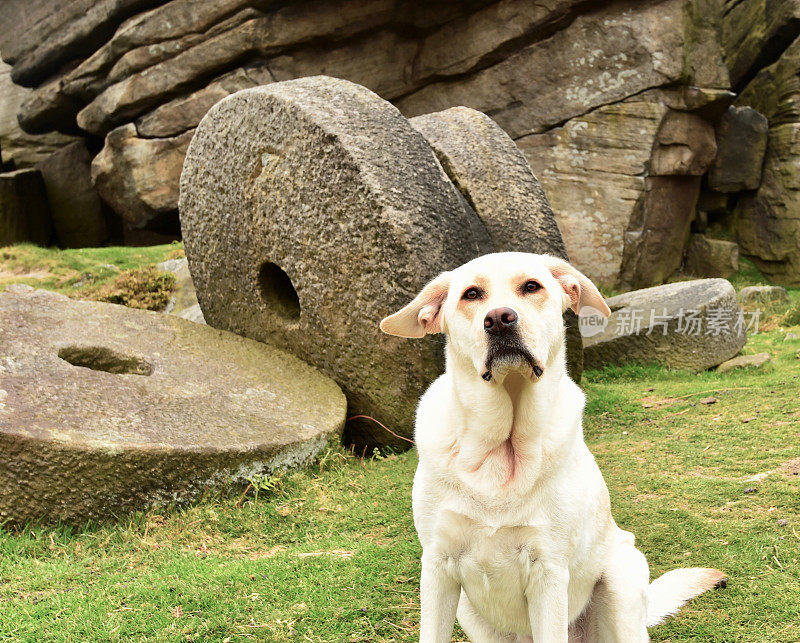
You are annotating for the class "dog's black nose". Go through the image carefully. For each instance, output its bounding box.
[484,307,518,334]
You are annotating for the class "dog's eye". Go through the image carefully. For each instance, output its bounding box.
[523,280,542,293]
[462,287,481,301]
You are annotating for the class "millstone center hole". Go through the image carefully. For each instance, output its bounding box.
[58,345,154,376]
[258,262,300,321]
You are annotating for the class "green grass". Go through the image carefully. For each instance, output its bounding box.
[1,251,799,640]
[0,242,183,298]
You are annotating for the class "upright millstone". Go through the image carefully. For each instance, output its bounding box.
[410,107,582,380]
[179,76,493,449]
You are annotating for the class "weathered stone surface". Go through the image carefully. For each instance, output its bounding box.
[61,0,264,101]
[157,257,198,315]
[709,106,768,192]
[520,101,707,289]
[59,0,399,106]
[734,37,800,286]
[411,0,586,80]
[17,64,87,135]
[697,190,730,216]
[0,57,77,167]
[0,287,346,525]
[0,168,52,246]
[650,111,717,176]
[410,107,567,258]
[738,285,790,303]
[583,279,747,371]
[732,131,800,286]
[77,16,269,136]
[520,101,667,287]
[0,0,747,292]
[720,0,800,88]
[634,85,735,120]
[75,0,451,136]
[38,141,108,248]
[1,0,736,293]
[180,77,494,448]
[136,65,271,138]
[620,176,702,290]
[683,234,739,278]
[177,303,205,324]
[397,0,729,139]
[716,351,771,373]
[0,0,162,86]
[92,124,192,231]
[39,0,585,138]
[408,106,582,379]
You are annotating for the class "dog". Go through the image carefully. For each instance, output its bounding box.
[380,252,725,642]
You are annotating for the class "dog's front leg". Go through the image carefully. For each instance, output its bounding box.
[419,550,460,643]
[525,560,569,642]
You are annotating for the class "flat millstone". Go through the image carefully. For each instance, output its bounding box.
[0,289,346,525]
[583,279,747,371]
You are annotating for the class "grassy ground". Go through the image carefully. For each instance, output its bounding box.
[0,243,183,309]
[1,250,799,641]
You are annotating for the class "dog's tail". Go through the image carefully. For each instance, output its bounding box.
[646,567,727,627]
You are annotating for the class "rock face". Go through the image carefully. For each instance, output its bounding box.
[397,0,728,138]
[38,140,108,247]
[708,106,768,192]
[0,168,52,246]
[0,57,77,167]
[91,123,191,232]
[720,0,800,89]
[521,97,724,289]
[180,77,494,448]
[409,106,582,379]
[732,36,800,286]
[683,234,739,278]
[0,0,732,280]
[0,0,163,86]
[0,287,346,525]
[583,279,747,372]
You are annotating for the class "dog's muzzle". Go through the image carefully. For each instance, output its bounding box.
[481,318,543,381]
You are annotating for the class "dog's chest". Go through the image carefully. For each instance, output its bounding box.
[433,510,551,633]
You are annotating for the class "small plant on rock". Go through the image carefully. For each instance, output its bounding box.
[245,472,282,503]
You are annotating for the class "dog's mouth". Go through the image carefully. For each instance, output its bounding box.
[481,338,543,382]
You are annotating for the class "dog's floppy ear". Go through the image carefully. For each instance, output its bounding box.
[541,256,610,317]
[380,272,451,338]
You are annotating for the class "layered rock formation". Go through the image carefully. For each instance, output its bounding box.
[1,0,799,286]
[729,33,800,286]
[0,58,77,167]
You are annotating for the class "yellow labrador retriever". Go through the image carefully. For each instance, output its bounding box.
[381,252,724,643]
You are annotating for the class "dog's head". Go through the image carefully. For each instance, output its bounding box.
[380,253,609,382]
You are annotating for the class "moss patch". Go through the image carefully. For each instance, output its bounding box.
[82,266,176,311]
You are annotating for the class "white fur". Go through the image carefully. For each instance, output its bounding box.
[381,253,724,642]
